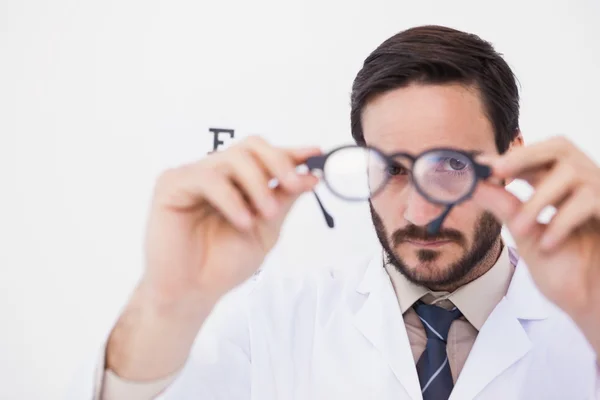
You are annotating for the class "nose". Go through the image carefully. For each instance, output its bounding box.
[403,186,444,227]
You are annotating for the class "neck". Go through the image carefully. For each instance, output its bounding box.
[426,238,504,292]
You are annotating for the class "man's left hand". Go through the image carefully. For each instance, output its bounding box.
[473,136,600,357]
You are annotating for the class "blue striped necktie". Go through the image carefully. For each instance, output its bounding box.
[413,301,462,400]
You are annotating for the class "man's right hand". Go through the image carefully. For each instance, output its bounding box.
[144,135,321,305]
[105,136,321,381]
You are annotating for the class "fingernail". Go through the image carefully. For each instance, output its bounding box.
[295,165,309,175]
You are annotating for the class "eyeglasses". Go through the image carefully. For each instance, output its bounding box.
[304,145,492,234]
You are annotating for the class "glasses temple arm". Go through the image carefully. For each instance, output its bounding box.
[304,157,335,229]
[313,191,335,228]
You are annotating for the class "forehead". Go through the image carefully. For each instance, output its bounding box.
[361,83,496,155]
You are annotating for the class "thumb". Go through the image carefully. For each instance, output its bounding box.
[273,174,319,223]
[255,176,319,250]
[286,146,323,163]
[471,181,521,225]
[472,182,544,251]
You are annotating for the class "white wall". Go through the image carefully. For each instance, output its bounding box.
[1,0,599,398]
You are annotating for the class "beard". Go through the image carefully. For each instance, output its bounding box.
[370,202,502,289]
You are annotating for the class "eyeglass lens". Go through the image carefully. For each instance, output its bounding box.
[322,147,476,203]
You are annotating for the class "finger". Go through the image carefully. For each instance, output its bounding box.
[242,136,320,192]
[489,136,571,179]
[512,156,600,188]
[539,186,597,251]
[285,146,323,162]
[252,144,322,194]
[513,168,548,187]
[226,148,279,219]
[510,164,579,236]
[470,181,522,224]
[269,176,320,226]
[471,181,546,250]
[173,168,255,230]
[476,155,551,187]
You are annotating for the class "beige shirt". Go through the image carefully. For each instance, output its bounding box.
[98,245,515,399]
[384,244,514,383]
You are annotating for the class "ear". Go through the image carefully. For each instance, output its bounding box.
[504,130,524,186]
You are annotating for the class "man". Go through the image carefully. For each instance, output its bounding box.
[73,25,600,399]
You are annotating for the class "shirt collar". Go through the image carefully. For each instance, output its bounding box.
[385,243,514,331]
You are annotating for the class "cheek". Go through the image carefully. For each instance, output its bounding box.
[371,192,408,229]
[447,200,485,239]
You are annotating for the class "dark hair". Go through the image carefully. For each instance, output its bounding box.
[350,25,520,153]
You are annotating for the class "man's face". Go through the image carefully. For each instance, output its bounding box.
[362,83,504,289]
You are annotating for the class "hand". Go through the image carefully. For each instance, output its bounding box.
[107,136,320,380]
[472,136,600,356]
[143,136,321,307]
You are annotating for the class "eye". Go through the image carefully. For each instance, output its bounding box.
[432,156,472,176]
[448,158,467,170]
[386,164,408,176]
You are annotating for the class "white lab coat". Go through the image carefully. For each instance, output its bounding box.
[70,250,600,399]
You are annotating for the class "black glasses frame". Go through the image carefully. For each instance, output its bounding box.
[305,144,492,234]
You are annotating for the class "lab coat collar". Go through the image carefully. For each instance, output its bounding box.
[504,253,551,321]
[451,254,552,399]
[355,250,385,295]
[356,246,551,320]
[352,248,553,400]
[352,251,423,400]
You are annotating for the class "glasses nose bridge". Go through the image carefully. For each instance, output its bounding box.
[386,153,416,186]
[389,152,416,171]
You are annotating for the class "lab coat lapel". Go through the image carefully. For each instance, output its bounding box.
[448,296,531,399]
[449,257,550,400]
[352,253,423,400]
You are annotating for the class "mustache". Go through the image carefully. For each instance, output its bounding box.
[391,224,465,247]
